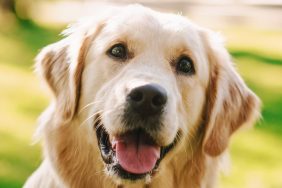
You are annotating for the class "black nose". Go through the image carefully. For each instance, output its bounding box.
[127,84,167,116]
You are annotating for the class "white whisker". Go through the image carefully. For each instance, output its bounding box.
[79,100,104,114]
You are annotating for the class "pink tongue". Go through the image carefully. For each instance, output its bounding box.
[114,131,160,174]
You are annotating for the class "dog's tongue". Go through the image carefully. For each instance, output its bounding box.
[113,131,160,174]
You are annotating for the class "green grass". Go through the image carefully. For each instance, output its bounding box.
[0,63,44,188]
[0,22,281,188]
[0,21,60,188]
[221,131,282,188]
[219,27,282,188]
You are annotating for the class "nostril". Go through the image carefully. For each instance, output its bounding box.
[152,94,167,107]
[129,90,143,102]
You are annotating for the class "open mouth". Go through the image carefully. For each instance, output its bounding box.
[95,118,178,180]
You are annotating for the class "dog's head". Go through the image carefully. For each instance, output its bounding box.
[36,5,260,185]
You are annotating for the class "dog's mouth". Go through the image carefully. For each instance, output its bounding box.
[95,118,178,180]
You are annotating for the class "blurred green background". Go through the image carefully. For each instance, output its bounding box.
[0,0,281,188]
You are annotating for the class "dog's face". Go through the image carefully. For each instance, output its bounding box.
[81,7,209,180]
[36,5,260,185]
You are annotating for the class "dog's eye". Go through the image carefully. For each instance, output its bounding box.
[176,57,195,75]
[107,44,127,60]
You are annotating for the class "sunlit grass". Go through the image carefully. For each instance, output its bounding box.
[224,27,282,60]
[220,130,282,188]
[219,28,282,188]
[0,22,55,188]
[0,64,46,188]
[0,22,281,188]
[237,58,282,90]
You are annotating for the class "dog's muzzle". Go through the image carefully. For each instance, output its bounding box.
[95,84,179,180]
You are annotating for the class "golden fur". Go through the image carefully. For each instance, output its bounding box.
[24,5,260,188]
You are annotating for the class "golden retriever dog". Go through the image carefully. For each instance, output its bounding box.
[24,5,260,188]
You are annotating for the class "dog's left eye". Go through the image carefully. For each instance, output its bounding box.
[107,44,127,60]
[176,57,195,75]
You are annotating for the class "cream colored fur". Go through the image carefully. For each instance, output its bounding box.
[24,5,260,188]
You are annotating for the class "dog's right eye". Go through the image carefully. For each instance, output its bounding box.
[107,44,127,60]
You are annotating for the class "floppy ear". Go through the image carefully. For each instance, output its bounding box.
[36,30,95,122]
[201,30,261,157]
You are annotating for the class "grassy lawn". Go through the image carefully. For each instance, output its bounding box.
[0,22,60,188]
[0,22,281,188]
[220,28,282,188]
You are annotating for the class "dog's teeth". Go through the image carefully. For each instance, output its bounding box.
[145,174,151,184]
[111,140,117,150]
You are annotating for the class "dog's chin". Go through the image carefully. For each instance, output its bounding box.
[94,118,179,182]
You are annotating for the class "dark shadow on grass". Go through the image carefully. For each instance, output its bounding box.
[230,50,282,66]
[15,20,64,53]
[0,179,22,188]
[0,20,64,69]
